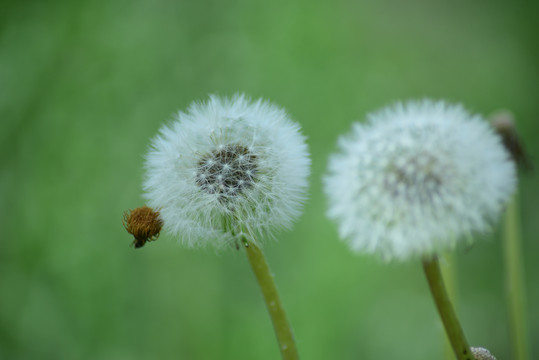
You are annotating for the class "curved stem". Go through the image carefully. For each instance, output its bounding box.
[441,254,459,360]
[422,257,475,360]
[503,193,530,360]
[243,238,299,360]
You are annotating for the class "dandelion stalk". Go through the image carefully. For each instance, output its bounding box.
[243,237,299,360]
[503,192,529,360]
[441,254,459,360]
[422,257,475,360]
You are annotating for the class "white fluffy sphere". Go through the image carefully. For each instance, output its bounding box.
[143,94,310,248]
[324,100,516,261]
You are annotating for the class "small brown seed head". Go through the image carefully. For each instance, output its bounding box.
[490,110,532,171]
[123,206,163,248]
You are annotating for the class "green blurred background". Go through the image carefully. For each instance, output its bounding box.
[1,0,538,359]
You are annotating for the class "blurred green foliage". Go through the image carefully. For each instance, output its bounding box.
[1,0,538,359]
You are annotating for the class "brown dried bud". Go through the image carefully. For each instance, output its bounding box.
[471,347,496,360]
[123,206,163,248]
[490,110,532,171]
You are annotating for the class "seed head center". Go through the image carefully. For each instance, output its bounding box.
[384,154,443,202]
[196,145,257,197]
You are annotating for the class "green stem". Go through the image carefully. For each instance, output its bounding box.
[503,193,530,360]
[243,238,299,360]
[441,254,459,360]
[422,257,475,360]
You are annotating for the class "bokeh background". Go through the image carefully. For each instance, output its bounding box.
[1,0,538,359]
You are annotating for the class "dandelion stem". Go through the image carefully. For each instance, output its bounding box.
[503,193,530,360]
[422,257,475,360]
[441,254,459,360]
[243,238,299,360]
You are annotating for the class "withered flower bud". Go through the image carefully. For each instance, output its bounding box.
[123,206,163,248]
[490,110,532,171]
[471,346,497,360]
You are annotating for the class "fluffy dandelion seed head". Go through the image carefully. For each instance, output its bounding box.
[324,100,516,261]
[471,347,497,360]
[143,94,310,248]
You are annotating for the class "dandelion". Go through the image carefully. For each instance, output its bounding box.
[325,100,516,360]
[142,94,310,360]
[325,100,516,261]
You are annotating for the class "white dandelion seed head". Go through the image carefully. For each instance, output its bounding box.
[471,347,497,360]
[143,94,311,248]
[324,100,516,261]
